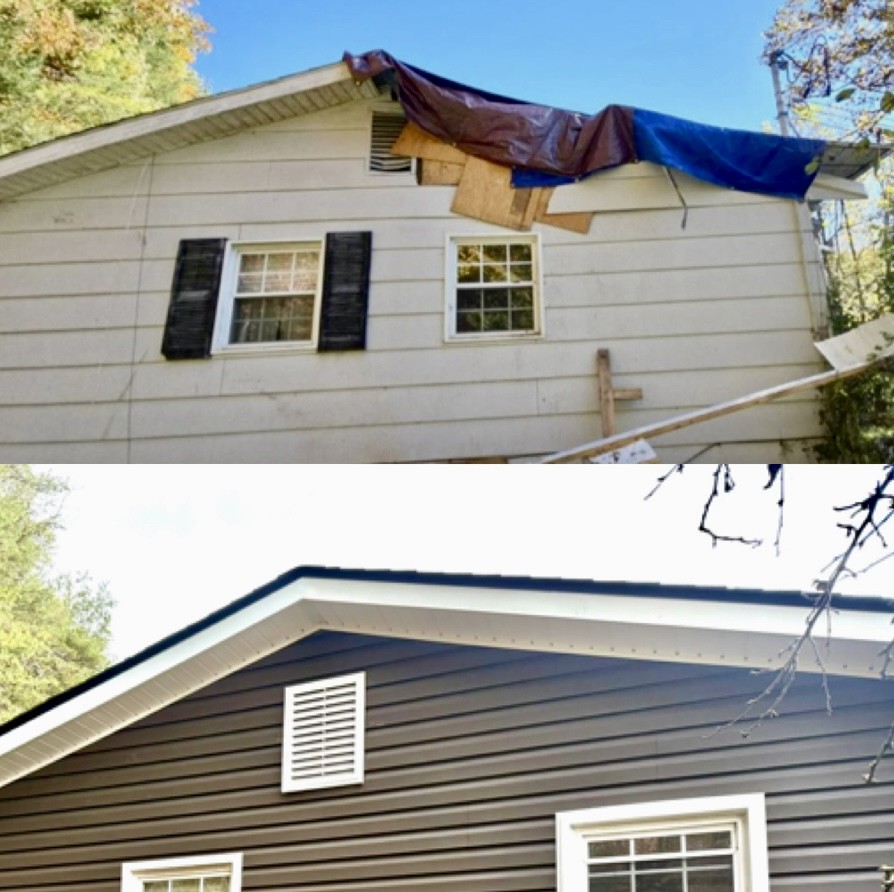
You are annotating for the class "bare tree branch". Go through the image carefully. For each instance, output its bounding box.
[698,464,763,548]
[658,464,894,780]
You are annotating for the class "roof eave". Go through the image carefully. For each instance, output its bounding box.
[0,567,890,791]
[0,60,382,202]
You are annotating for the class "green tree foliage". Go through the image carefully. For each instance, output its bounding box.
[766,1,894,459]
[0,0,210,155]
[0,466,113,724]
[765,0,894,139]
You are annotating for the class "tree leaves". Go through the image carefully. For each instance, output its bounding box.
[0,466,112,724]
[0,0,210,156]
[765,0,894,139]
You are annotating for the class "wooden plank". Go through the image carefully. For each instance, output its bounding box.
[541,365,871,463]
[597,349,616,437]
[450,155,534,229]
[392,122,468,164]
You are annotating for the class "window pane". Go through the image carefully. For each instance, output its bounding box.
[482,244,507,262]
[483,310,509,331]
[458,264,480,283]
[510,243,532,262]
[457,289,482,310]
[589,876,630,892]
[636,836,682,855]
[510,288,533,309]
[513,309,534,330]
[484,289,509,309]
[688,867,735,891]
[291,268,317,291]
[590,840,630,859]
[638,875,683,892]
[236,273,263,294]
[591,862,632,875]
[457,310,482,332]
[295,250,319,270]
[143,883,169,892]
[482,263,508,283]
[240,253,264,272]
[265,272,291,292]
[686,832,732,852]
[457,244,480,263]
[171,881,201,892]
[266,253,292,270]
[509,263,532,282]
[203,879,231,892]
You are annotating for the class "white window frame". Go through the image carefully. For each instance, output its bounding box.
[211,240,325,354]
[556,794,769,892]
[368,107,414,176]
[444,233,543,342]
[121,853,242,892]
[281,671,366,793]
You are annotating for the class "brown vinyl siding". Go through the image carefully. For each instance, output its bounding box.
[0,632,892,891]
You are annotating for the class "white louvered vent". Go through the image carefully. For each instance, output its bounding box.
[369,112,412,172]
[281,672,365,793]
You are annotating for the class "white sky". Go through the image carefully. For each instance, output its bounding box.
[38,465,894,662]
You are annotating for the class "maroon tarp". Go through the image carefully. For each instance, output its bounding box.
[344,49,636,179]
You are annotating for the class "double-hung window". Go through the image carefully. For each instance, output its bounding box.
[446,235,542,340]
[556,794,769,892]
[215,242,323,350]
[121,853,242,892]
[162,232,372,360]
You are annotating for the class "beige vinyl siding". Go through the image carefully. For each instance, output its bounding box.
[0,634,891,890]
[0,98,826,462]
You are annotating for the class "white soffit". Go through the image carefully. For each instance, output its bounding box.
[0,61,380,201]
[0,573,891,789]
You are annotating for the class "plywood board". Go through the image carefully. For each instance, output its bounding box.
[418,159,466,185]
[393,122,468,164]
[451,156,533,230]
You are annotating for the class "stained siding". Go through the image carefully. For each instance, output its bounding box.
[0,633,891,891]
[0,99,826,461]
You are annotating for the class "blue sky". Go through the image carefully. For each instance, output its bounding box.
[193,0,785,132]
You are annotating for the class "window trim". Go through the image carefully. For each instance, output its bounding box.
[281,671,366,793]
[556,793,769,892]
[211,240,325,355]
[444,233,544,343]
[121,852,243,892]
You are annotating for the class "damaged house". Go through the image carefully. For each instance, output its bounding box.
[0,50,879,462]
[0,566,892,891]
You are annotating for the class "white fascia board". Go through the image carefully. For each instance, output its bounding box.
[807,172,868,200]
[0,575,320,767]
[1,574,890,790]
[297,578,892,677]
[0,61,351,181]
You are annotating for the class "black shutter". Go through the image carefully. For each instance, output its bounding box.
[318,231,372,351]
[161,239,226,360]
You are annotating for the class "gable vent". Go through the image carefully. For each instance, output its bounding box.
[281,672,365,792]
[369,112,412,172]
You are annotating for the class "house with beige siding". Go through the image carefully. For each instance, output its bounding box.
[0,566,892,891]
[0,53,875,462]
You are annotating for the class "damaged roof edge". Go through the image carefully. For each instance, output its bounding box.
[0,50,888,203]
[1,564,891,740]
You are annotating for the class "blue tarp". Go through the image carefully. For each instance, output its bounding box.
[346,51,825,201]
[513,108,825,199]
